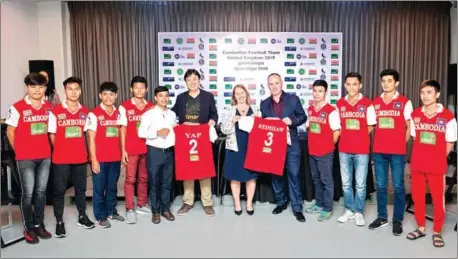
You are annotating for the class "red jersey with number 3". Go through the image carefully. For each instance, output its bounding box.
[243,117,288,176]
[174,124,216,180]
[52,104,89,164]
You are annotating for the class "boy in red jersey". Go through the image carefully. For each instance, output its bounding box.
[406,80,456,247]
[84,82,124,228]
[48,77,95,238]
[118,76,154,224]
[6,73,53,244]
[369,69,413,236]
[336,73,376,226]
[305,79,341,221]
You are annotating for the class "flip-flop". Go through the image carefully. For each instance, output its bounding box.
[432,234,445,248]
[406,229,426,240]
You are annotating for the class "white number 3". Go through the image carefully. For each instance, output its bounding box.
[264,132,273,146]
[189,139,198,154]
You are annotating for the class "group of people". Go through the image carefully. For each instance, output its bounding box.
[5,68,456,249]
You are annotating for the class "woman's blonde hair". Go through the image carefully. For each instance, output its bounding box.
[231,84,251,106]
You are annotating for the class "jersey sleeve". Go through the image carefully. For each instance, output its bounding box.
[48,111,57,133]
[84,112,98,132]
[446,118,457,142]
[329,110,341,131]
[238,116,254,133]
[117,105,128,126]
[404,100,413,121]
[209,126,218,143]
[366,105,377,125]
[5,106,20,127]
[410,119,416,138]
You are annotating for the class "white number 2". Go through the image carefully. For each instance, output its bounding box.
[264,132,273,146]
[189,139,198,154]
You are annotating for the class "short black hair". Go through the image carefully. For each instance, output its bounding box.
[99,82,118,93]
[420,79,441,93]
[130,76,148,88]
[24,73,47,86]
[380,69,400,82]
[154,86,169,96]
[63,77,82,88]
[312,79,328,91]
[344,72,362,83]
[184,69,201,81]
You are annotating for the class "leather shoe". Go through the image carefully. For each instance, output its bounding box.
[152,213,161,224]
[272,204,288,214]
[247,209,254,216]
[234,210,242,216]
[161,211,175,221]
[294,212,306,222]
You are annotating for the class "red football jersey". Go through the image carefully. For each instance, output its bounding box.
[410,106,455,175]
[241,117,288,176]
[6,97,52,160]
[49,103,89,164]
[174,124,217,181]
[307,103,339,156]
[118,99,154,155]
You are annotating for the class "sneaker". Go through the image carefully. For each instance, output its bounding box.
[354,213,366,226]
[177,204,193,216]
[368,218,388,230]
[305,205,322,214]
[98,219,111,228]
[136,205,152,215]
[77,214,95,229]
[203,206,215,216]
[392,221,403,236]
[24,230,39,244]
[55,222,67,238]
[34,224,52,239]
[108,212,125,222]
[337,209,355,223]
[317,211,333,221]
[126,210,137,224]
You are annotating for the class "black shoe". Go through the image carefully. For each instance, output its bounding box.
[234,210,242,216]
[246,209,254,216]
[294,212,306,222]
[392,221,403,236]
[368,218,389,230]
[24,230,39,244]
[55,222,67,238]
[272,204,288,214]
[34,224,52,239]
[77,214,95,229]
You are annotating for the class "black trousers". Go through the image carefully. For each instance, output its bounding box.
[147,146,174,213]
[53,163,88,221]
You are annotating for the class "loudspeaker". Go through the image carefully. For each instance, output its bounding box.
[29,60,55,97]
[448,63,457,95]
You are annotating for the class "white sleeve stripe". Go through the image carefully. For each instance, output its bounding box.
[446,119,457,142]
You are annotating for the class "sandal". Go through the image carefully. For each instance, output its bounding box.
[432,234,445,247]
[406,229,426,240]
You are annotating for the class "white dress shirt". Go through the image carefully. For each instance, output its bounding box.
[138,106,177,148]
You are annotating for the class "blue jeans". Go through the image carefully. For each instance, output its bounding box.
[147,146,174,213]
[373,153,405,222]
[272,146,303,212]
[17,159,51,230]
[309,152,334,212]
[339,153,369,214]
[92,161,121,221]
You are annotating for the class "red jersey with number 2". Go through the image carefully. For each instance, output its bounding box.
[243,117,288,176]
[174,124,216,181]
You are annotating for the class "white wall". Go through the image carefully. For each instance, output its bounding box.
[1,1,39,118]
[451,6,457,64]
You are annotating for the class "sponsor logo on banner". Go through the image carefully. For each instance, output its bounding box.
[300,99,305,105]
[210,91,218,96]
[331,84,338,89]
[225,99,231,105]
[162,46,174,51]
[331,44,339,50]
[331,69,338,74]
[296,84,302,89]
[259,84,266,96]
[321,59,327,65]
[287,38,294,43]
[299,38,306,44]
[271,39,276,44]
[209,76,217,81]
[164,69,171,74]
[331,54,339,59]
[177,68,184,75]
[330,99,337,105]
[287,54,294,59]
[284,46,297,51]
[331,75,339,81]
[169,92,175,97]
[168,100,172,105]
[331,90,339,96]
[176,38,183,44]
[209,84,217,89]
[163,77,175,82]
[199,43,204,50]
[331,60,339,66]
[209,45,217,51]
[209,38,217,43]
[174,84,180,90]
[163,54,171,59]
[174,54,181,59]
[284,62,297,67]
[225,84,232,89]
[285,77,297,82]
[187,38,195,43]
[321,43,327,50]
[209,53,217,59]
[286,69,294,74]
[209,69,217,74]
[209,60,217,66]
[331,38,339,44]
[187,53,195,59]
[260,38,268,43]
[248,38,256,44]
[309,38,317,44]
[163,38,171,44]
[309,52,317,59]
[225,38,232,43]
[287,84,294,89]
[248,84,256,89]
[224,92,232,97]
[296,54,303,59]
[199,59,205,65]
[309,69,317,75]
[165,84,172,89]
[162,62,174,66]
[299,69,305,75]
[224,77,236,82]
[238,38,244,44]
[251,99,256,105]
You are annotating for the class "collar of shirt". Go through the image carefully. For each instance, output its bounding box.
[345,93,363,102]
[130,97,147,106]
[100,103,117,112]
[24,95,45,105]
[380,91,400,99]
[62,100,82,110]
[421,103,444,114]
